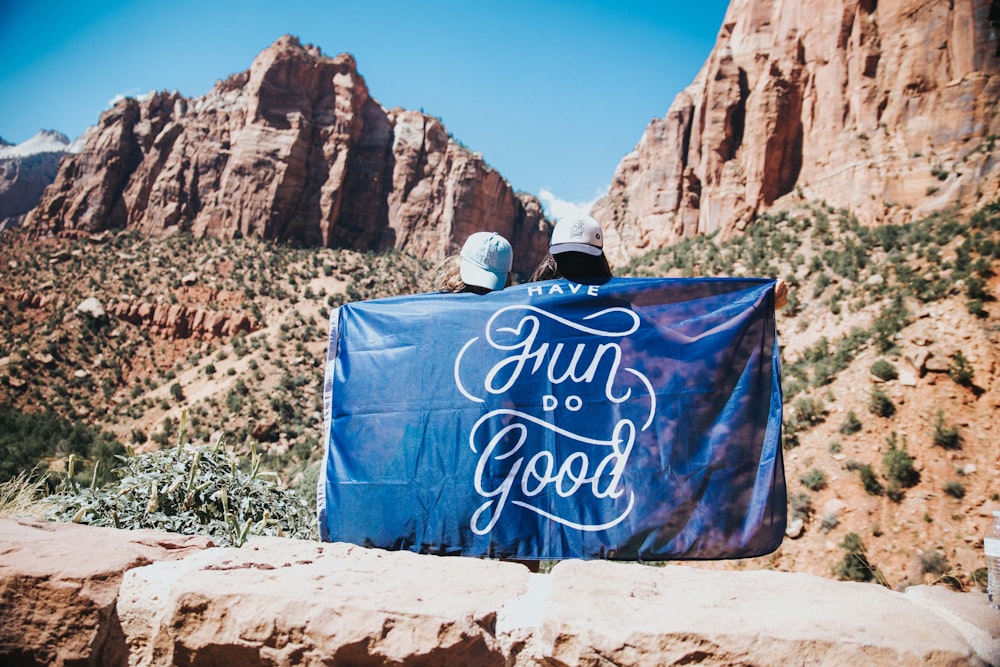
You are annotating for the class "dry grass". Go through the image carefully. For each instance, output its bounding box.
[0,471,52,519]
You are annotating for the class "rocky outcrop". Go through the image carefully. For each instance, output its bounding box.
[0,131,72,229]
[108,299,258,340]
[25,36,550,275]
[0,518,213,667]
[0,290,257,339]
[2,517,998,666]
[593,0,1000,264]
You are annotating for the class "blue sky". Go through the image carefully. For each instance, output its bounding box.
[0,0,730,211]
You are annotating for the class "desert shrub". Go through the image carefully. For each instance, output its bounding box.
[973,567,989,592]
[919,550,949,576]
[788,492,813,521]
[792,396,827,426]
[820,513,839,532]
[871,296,909,352]
[800,468,827,491]
[839,411,863,435]
[870,359,898,381]
[869,387,896,418]
[882,433,919,500]
[0,404,123,486]
[943,480,966,499]
[833,532,881,583]
[46,439,316,546]
[948,351,975,387]
[857,463,884,496]
[932,410,962,449]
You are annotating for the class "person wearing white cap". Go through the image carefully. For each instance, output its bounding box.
[529,213,613,284]
[428,231,513,294]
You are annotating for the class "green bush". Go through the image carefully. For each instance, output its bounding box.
[932,410,962,449]
[839,411,863,435]
[793,396,827,426]
[788,492,813,521]
[800,468,827,491]
[948,351,975,387]
[919,550,949,576]
[943,480,965,499]
[870,359,898,381]
[0,404,123,486]
[47,439,316,546]
[973,567,988,592]
[868,388,896,418]
[833,532,881,583]
[857,463,884,496]
[882,433,919,500]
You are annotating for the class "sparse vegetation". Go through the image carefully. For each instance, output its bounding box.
[948,351,975,388]
[868,387,896,418]
[932,410,963,449]
[833,533,884,585]
[845,460,885,496]
[47,430,316,546]
[3,194,1000,588]
[882,432,919,501]
[838,411,863,435]
[0,404,123,486]
[788,492,813,521]
[943,480,966,499]
[800,468,827,491]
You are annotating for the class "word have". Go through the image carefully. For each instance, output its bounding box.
[469,410,636,534]
[526,282,600,297]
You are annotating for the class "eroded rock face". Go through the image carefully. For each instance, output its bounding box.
[0,152,66,230]
[25,36,549,276]
[108,299,258,339]
[593,0,1000,264]
[2,517,998,666]
[0,518,213,667]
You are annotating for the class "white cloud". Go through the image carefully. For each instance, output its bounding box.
[537,187,606,222]
[107,89,154,107]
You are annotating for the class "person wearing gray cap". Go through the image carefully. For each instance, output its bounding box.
[529,214,613,284]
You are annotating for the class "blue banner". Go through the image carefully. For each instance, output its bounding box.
[318,277,785,560]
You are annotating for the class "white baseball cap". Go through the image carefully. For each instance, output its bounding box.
[460,232,513,291]
[550,215,604,256]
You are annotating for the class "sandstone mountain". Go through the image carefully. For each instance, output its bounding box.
[0,130,73,230]
[24,36,550,276]
[593,0,1000,265]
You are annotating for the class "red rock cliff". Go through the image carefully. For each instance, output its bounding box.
[26,36,550,275]
[593,0,1000,264]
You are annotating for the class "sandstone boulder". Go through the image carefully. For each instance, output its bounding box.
[1,518,998,666]
[0,518,213,667]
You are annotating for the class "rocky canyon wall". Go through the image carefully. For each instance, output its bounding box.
[2,518,999,666]
[25,36,550,276]
[593,0,1000,265]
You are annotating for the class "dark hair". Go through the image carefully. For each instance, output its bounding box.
[529,251,612,284]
